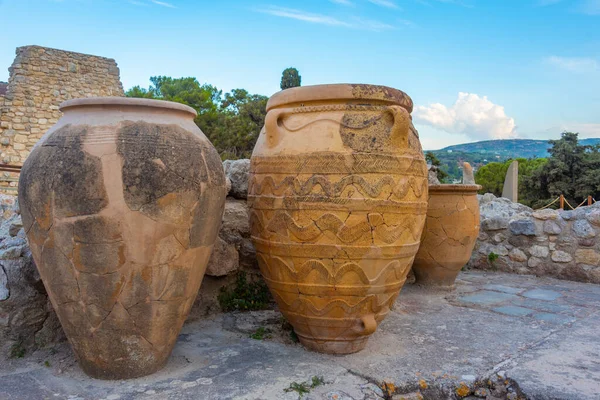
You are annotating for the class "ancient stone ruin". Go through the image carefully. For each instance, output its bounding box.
[469,193,600,284]
[0,46,124,192]
[1,45,599,398]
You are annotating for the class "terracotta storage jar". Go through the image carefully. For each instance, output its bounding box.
[412,184,481,288]
[18,97,226,379]
[248,84,428,354]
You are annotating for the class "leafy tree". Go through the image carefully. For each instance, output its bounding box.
[475,161,509,196]
[126,77,267,160]
[475,157,548,204]
[211,89,268,159]
[425,151,449,182]
[124,85,156,98]
[521,132,600,208]
[280,67,301,90]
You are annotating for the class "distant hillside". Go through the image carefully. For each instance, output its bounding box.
[431,138,600,159]
[427,138,600,183]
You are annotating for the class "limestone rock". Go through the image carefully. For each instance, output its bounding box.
[482,217,509,231]
[572,220,596,238]
[552,251,573,263]
[462,162,475,184]
[543,220,562,235]
[223,159,250,199]
[532,209,559,220]
[509,218,536,236]
[575,249,600,266]
[427,165,441,185]
[529,245,549,258]
[585,210,600,226]
[528,257,543,268]
[206,237,239,277]
[0,266,8,301]
[221,200,250,239]
[480,193,496,204]
[480,194,531,220]
[508,248,527,262]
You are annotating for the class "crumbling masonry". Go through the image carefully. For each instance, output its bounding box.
[0,45,124,192]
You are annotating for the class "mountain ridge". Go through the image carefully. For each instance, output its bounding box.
[428,138,600,159]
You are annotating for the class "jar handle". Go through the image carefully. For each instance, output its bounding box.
[386,105,411,149]
[359,314,377,336]
[264,108,290,148]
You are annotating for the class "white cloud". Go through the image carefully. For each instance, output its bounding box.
[350,17,395,31]
[330,0,353,5]
[128,0,148,5]
[256,6,352,27]
[255,6,394,31]
[545,56,599,73]
[150,0,175,8]
[367,0,400,9]
[413,92,517,140]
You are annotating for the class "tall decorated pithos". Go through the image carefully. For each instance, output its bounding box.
[248,84,428,354]
[18,97,226,379]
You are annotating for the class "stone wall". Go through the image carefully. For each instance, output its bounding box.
[468,193,600,284]
[0,194,63,356]
[0,45,124,193]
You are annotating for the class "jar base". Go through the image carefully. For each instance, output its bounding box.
[77,354,170,380]
[298,336,370,355]
[412,265,462,289]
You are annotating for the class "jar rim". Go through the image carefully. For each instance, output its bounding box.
[59,97,198,117]
[267,84,413,113]
[428,184,482,194]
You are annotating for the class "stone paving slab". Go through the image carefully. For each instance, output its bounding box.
[0,271,599,400]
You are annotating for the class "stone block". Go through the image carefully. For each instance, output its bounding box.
[205,237,239,277]
[543,220,562,235]
[529,245,549,258]
[509,218,536,236]
[483,284,524,294]
[492,305,534,316]
[575,249,600,266]
[532,312,575,324]
[551,251,573,263]
[458,290,519,305]
[482,217,509,231]
[528,257,543,268]
[522,289,562,301]
[508,248,527,262]
[586,210,600,226]
[573,220,596,238]
[532,209,559,220]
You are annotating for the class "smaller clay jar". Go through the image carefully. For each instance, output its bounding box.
[412,184,481,288]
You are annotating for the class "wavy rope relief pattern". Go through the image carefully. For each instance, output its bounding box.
[257,254,409,286]
[250,210,421,244]
[249,175,427,200]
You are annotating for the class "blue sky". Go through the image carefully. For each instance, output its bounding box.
[0,0,598,149]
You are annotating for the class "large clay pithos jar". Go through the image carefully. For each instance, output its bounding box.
[412,184,481,288]
[248,84,428,354]
[18,97,226,379]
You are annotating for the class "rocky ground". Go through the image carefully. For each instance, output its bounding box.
[1,271,598,400]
